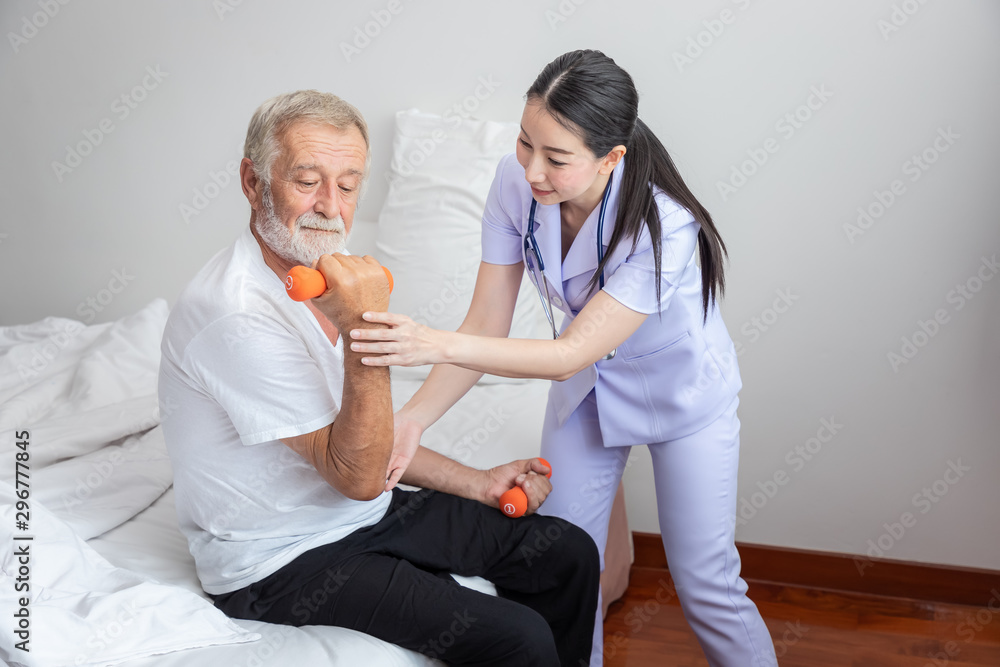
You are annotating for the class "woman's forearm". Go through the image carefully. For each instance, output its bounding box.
[358,291,648,381]
[441,331,580,381]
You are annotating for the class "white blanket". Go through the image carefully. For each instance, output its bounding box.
[0,300,261,666]
[0,481,259,667]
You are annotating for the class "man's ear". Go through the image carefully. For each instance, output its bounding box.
[599,145,627,175]
[240,158,263,211]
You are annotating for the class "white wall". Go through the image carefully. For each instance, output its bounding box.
[2,0,998,570]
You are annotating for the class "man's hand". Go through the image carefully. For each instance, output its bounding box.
[480,458,553,516]
[385,411,423,491]
[311,254,391,332]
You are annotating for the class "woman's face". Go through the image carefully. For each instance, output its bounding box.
[515,99,606,207]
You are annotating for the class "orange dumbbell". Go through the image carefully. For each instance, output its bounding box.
[285,264,393,301]
[499,458,552,518]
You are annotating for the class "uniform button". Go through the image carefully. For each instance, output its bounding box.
[552,296,563,307]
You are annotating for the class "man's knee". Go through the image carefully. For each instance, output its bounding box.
[536,517,599,570]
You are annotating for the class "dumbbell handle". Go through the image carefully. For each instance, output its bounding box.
[285,265,393,301]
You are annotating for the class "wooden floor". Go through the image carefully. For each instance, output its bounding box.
[603,566,1000,666]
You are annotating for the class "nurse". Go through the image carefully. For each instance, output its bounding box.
[350,50,777,667]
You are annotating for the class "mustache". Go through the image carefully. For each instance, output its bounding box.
[296,212,344,232]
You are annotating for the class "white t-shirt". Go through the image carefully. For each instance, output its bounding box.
[158,227,391,595]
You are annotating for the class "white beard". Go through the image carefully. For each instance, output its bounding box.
[254,185,349,265]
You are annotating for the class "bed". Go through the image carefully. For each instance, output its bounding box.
[0,109,632,667]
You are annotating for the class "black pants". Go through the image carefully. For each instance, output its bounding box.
[210,488,600,666]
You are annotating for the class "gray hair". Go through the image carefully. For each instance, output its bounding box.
[243,89,371,191]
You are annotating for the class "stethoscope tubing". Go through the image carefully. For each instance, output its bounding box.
[524,178,617,360]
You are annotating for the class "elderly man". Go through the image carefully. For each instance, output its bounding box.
[158,90,599,666]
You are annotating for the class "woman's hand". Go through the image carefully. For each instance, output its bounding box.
[479,458,553,516]
[385,411,423,491]
[349,312,448,367]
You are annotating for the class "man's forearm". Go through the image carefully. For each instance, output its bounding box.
[399,446,487,503]
[326,349,393,499]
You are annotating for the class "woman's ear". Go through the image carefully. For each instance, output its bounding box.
[599,145,627,175]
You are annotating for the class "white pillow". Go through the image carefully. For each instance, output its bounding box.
[375,109,552,383]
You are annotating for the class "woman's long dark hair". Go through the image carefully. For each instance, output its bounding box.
[526,49,727,321]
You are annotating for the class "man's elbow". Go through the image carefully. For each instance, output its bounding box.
[340,479,386,501]
[324,446,389,501]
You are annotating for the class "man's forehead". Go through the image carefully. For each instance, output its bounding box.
[279,122,367,172]
[289,162,364,179]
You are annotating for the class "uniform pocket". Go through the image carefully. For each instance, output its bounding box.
[622,331,691,362]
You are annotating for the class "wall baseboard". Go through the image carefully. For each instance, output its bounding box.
[632,532,1000,607]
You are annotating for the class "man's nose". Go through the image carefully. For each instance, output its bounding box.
[313,181,341,218]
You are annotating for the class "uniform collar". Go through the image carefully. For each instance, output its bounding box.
[526,200,567,303]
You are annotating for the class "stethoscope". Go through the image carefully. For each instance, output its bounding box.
[523,178,617,360]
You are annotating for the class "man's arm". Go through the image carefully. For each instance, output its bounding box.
[281,349,391,501]
[400,446,553,515]
[281,253,394,501]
